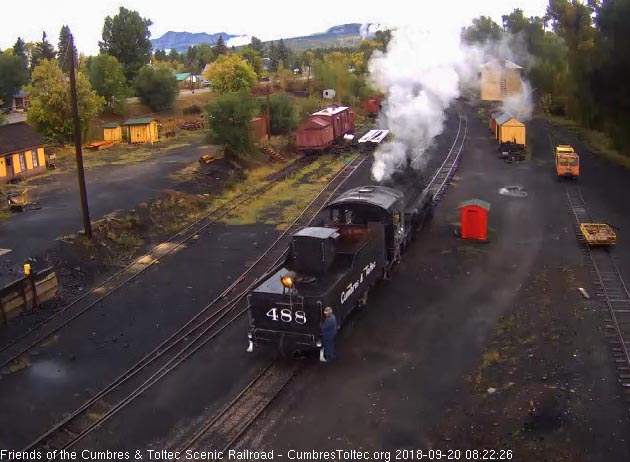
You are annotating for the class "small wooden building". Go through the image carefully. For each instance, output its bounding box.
[103,123,122,143]
[123,117,159,144]
[458,199,490,241]
[495,113,526,145]
[481,59,523,101]
[0,122,46,183]
[11,90,28,111]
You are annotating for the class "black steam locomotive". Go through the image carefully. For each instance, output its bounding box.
[246,172,433,359]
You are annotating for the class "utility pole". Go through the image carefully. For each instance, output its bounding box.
[68,33,92,238]
[337,74,341,105]
[266,84,271,141]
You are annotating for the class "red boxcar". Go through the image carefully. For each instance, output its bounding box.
[363,97,382,117]
[296,105,355,153]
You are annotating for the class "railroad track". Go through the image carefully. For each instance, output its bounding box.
[175,112,470,453]
[22,153,368,455]
[565,186,630,407]
[180,362,300,452]
[0,156,315,371]
[427,115,468,202]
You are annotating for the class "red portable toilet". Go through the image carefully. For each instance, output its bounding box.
[457,199,490,240]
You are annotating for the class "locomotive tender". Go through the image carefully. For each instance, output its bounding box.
[247,172,433,359]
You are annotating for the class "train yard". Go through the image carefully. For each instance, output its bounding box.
[1,102,630,460]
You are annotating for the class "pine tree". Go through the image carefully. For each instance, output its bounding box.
[31,31,56,73]
[214,35,227,56]
[57,25,76,73]
[13,37,28,72]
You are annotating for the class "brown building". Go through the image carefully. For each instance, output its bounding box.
[480,59,523,101]
[0,122,47,182]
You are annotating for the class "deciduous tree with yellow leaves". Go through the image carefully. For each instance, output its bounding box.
[203,54,257,94]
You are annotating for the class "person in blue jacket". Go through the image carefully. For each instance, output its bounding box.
[320,306,338,362]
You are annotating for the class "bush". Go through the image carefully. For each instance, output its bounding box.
[257,94,298,135]
[134,65,179,112]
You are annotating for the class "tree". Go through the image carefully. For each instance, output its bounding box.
[240,45,263,75]
[205,91,257,161]
[168,48,181,62]
[374,29,393,51]
[591,0,630,145]
[214,35,228,56]
[203,54,257,94]
[99,7,153,82]
[27,59,103,142]
[89,54,129,113]
[546,0,598,125]
[251,36,264,54]
[57,25,77,73]
[133,65,178,111]
[154,49,167,62]
[30,31,56,73]
[12,37,28,72]
[0,53,27,108]
[258,94,298,135]
[461,16,502,44]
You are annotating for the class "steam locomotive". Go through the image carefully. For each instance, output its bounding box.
[246,168,433,359]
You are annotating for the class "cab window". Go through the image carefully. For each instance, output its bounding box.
[569,157,579,166]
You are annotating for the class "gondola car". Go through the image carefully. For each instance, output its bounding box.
[246,179,433,359]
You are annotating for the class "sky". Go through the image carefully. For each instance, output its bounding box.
[0,0,550,55]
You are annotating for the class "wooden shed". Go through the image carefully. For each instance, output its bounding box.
[496,113,526,146]
[458,199,490,241]
[481,59,523,101]
[0,122,46,183]
[123,117,159,144]
[103,123,122,143]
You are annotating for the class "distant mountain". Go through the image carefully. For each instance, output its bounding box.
[151,31,240,52]
[151,23,386,53]
[278,23,386,50]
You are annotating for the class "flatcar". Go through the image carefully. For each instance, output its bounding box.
[246,177,433,359]
[295,105,355,154]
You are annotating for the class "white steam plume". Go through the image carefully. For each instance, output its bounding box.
[369,26,535,182]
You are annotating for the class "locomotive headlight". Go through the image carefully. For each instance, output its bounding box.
[281,271,297,288]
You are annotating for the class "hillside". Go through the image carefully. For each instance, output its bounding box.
[151,31,240,52]
[151,23,385,52]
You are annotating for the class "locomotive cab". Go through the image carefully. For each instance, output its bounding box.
[247,186,407,356]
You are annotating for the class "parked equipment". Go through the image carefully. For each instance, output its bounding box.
[246,169,434,357]
[7,188,31,212]
[580,223,616,246]
[555,145,579,178]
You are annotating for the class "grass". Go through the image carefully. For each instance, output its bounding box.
[220,153,354,228]
[51,131,206,171]
[543,114,630,169]
[0,208,12,224]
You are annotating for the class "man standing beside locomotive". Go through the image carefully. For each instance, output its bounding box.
[320,307,338,362]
